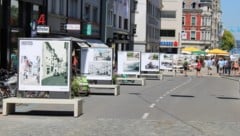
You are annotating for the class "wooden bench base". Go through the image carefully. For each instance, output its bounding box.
[89,84,120,96]
[2,97,83,117]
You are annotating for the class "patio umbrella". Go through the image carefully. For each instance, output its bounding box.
[182,47,200,52]
[208,48,229,55]
[191,50,206,55]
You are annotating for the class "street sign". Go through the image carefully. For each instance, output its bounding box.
[64,24,81,30]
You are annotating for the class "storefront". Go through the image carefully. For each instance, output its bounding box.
[0,0,46,69]
[159,40,179,54]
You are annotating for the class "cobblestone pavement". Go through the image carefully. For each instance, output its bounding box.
[1,67,240,136]
[1,116,240,136]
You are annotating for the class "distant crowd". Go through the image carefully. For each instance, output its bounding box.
[183,56,240,77]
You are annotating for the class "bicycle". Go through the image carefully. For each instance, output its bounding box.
[0,84,12,100]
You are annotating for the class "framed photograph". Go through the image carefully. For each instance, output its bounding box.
[18,39,71,92]
[118,51,140,75]
[141,53,159,72]
[159,53,173,70]
[81,48,112,80]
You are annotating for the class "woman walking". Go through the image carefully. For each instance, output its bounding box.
[196,59,202,77]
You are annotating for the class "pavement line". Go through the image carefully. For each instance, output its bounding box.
[142,113,149,119]
[159,96,163,99]
[149,103,156,108]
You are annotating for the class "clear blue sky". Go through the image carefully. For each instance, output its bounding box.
[221,0,240,40]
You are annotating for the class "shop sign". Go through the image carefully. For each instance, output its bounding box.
[64,24,81,30]
[160,41,178,47]
[82,24,92,35]
[37,25,50,34]
[181,32,187,40]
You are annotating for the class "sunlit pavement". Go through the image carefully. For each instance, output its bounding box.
[1,67,240,136]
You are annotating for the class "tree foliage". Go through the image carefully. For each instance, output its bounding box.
[220,29,235,51]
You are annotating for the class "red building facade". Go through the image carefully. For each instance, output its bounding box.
[183,11,202,41]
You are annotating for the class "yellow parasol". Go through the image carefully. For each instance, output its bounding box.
[182,47,200,54]
[207,48,229,55]
[182,47,200,52]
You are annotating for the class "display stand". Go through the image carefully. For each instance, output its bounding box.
[2,38,87,117]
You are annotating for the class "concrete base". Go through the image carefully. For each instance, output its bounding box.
[139,73,163,80]
[89,84,120,96]
[2,97,83,117]
[116,77,146,86]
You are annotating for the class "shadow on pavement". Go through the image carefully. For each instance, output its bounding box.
[170,94,195,98]
[128,93,141,95]
[216,96,240,100]
[89,92,114,96]
[11,110,76,117]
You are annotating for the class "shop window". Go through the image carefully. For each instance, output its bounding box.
[10,0,19,26]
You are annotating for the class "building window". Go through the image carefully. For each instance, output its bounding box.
[160,30,176,37]
[124,18,128,30]
[119,16,122,29]
[84,4,91,21]
[161,10,176,18]
[182,2,185,9]
[192,2,196,9]
[10,0,19,26]
[113,14,116,27]
[51,0,56,14]
[92,6,98,24]
[182,17,185,25]
[107,10,113,26]
[69,0,77,18]
[191,16,196,26]
[32,5,39,20]
[202,31,205,40]
[191,31,196,40]
[59,0,64,15]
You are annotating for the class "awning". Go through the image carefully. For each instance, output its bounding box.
[86,39,109,48]
[76,42,90,48]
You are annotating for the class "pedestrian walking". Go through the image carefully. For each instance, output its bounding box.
[196,59,202,77]
[205,57,213,75]
[218,58,225,75]
[232,60,239,76]
[10,49,18,72]
[224,58,231,76]
[183,58,189,77]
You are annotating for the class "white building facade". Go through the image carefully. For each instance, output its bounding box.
[134,0,162,52]
[160,0,183,54]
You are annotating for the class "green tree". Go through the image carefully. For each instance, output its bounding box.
[220,29,235,51]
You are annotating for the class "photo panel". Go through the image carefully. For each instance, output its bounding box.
[118,51,140,75]
[18,39,71,92]
[159,53,173,70]
[81,48,112,80]
[141,53,159,72]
